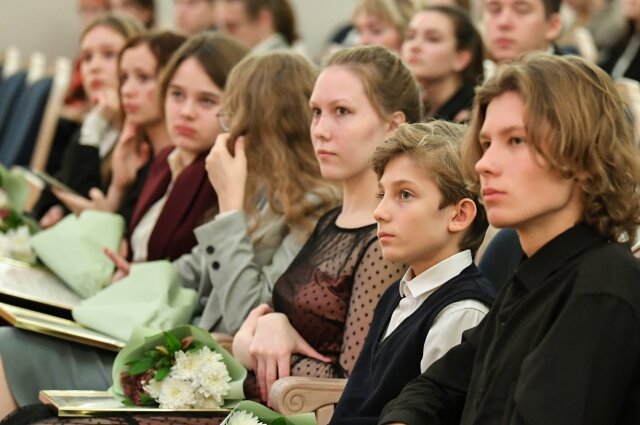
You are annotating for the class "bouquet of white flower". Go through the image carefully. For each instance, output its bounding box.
[0,223,37,263]
[222,401,317,425]
[112,325,246,410]
[0,165,38,264]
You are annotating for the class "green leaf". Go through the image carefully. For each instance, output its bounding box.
[139,394,158,406]
[154,366,171,381]
[145,349,161,360]
[164,332,181,353]
[121,399,136,407]
[129,357,155,375]
[155,357,171,369]
[188,341,203,352]
[271,418,288,425]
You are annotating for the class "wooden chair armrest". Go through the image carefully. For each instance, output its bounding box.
[269,376,347,422]
[211,332,233,354]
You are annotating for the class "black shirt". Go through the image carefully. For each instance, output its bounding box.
[430,83,475,123]
[379,224,640,425]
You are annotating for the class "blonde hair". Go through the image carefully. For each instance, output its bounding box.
[327,45,422,123]
[353,0,420,37]
[372,121,488,255]
[81,13,145,187]
[223,52,338,233]
[81,12,146,42]
[462,52,640,244]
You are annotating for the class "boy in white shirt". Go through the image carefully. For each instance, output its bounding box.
[329,120,495,425]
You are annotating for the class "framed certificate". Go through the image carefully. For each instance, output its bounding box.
[0,257,80,317]
[0,302,125,351]
[39,390,231,417]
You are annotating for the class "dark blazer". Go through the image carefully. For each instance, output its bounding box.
[601,25,640,82]
[128,146,218,262]
[32,137,148,226]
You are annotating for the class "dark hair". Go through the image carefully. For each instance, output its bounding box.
[120,31,186,76]
[542,0,561,15]
[422,5,484,85]
[222,0,299,44]
[327,45,422,123]
[125,0,156,28]
[159,31,249,107]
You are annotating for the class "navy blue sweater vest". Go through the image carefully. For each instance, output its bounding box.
[330,264,496,425]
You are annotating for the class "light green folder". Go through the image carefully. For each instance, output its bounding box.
[221,400,317,425]
[72,261,197,342]
[30,211,124,298]
[110,325,246,407]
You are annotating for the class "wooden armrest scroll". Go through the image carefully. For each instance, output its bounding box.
[269,376,347,416]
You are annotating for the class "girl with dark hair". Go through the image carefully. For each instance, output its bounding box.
[401,5,484,123]
[55,31,246,263]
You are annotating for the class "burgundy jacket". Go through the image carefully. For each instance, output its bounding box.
[127,146,218,261]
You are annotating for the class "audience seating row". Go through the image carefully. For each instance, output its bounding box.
[0,47,71,172]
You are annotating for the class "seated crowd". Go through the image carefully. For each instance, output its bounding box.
[1,0,640,424]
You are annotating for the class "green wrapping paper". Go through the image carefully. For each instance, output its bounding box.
[31,211,124,298]
[72,261,197,341]
[110,325,247,408]
[0,165,29,212]
[221,400,317,425]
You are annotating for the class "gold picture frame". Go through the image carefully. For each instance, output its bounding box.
[0,302,125,351]
[39,390,231,417]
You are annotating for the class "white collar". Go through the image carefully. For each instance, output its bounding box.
[398,250,473,299]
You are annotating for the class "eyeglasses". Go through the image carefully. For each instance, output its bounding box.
[216,110,231,132]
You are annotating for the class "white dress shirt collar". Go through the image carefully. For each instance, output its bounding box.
[398,250,473,299]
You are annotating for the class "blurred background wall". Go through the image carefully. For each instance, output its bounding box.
[0,0,357,65]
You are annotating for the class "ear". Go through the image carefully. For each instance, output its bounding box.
[448,198,477,235]
[385,111,407,136]
[453,49,473,74]
[544,12,563,42]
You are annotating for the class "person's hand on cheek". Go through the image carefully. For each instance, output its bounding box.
[205,134,248,213]
[93,88,121,123]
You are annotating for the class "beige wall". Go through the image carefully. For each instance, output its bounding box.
[0,0,82,65]
[0,0,356,67]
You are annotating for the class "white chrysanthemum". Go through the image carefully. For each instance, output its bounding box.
[190,349,231,401]
[9,226,35,263]
[193,392,224,409]
[171,349,200,381]
[158,376,196,409]
[143,378,162,399]
[226,410,267,425]
[0,234,11,258]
